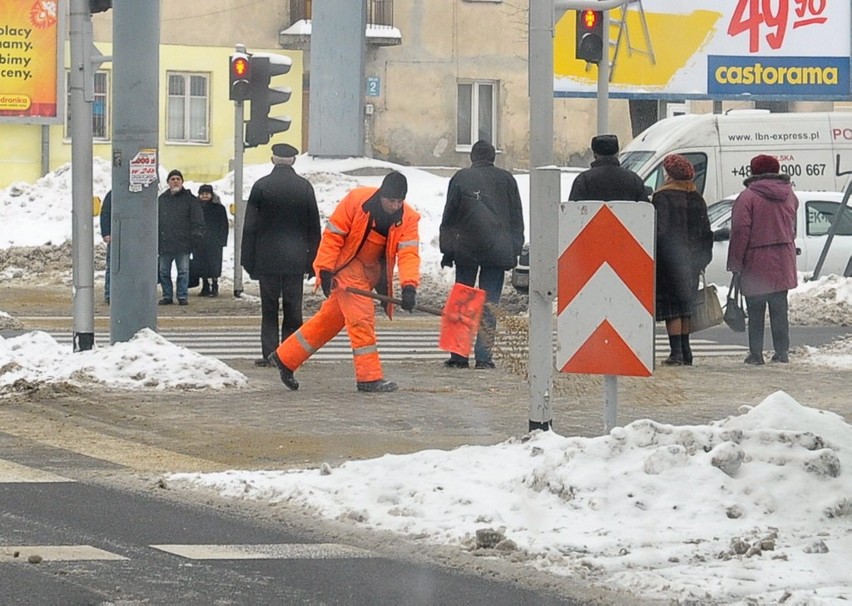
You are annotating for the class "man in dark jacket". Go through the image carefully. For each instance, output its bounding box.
[99,190,112,304]
[568,134,649,202]
[439,140,524,369]
[242,144,321,367]
[158,169,205,306]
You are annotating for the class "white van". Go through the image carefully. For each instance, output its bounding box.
[619,111,852,204]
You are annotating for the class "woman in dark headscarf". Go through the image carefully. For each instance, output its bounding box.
[194,184,229,296]
[651,154,713,366]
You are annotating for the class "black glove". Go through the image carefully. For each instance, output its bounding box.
[401,285,416,312]
[320,270,334,298]
[440,254,454,269]
[306,268,315,280]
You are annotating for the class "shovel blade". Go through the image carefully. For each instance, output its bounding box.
[439,283,486,357]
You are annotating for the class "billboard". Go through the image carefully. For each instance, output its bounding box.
[0,0,63,123]
[554,0,852,100]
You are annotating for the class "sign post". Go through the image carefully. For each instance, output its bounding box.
[557,202,656,433]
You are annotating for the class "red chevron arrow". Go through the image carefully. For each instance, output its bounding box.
[560,319,651,377]
[557,204,653,315]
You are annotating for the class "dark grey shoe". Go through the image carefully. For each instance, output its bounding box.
[159,298,173,305]
[771,352,789,363]
[474,360,496,370]
[356,379,398,393]
[744,353,765,365]
[444,358,469,369]
[178,299,188,306]
[268,351,298,390]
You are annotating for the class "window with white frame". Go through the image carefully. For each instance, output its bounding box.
[167,72,209,143]
[65,70,110,140]
[457,80,496,149]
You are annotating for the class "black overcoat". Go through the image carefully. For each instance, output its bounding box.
[158,188,205,255]
[651,183,713,311]
[439,161,525,270]
[568,157,649,202]
[193,195,229,278]
[241,165,321,277]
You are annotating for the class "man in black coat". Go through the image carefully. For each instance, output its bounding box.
[439,140,525,369]
[242,143,321,367]
[158,169,205,306]
[568,134,649,202]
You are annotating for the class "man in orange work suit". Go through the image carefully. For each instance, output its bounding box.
[268,171,420,393]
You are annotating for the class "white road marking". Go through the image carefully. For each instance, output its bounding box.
[151,543,375,560]
[0,545,127,562]
[0,460,73,483]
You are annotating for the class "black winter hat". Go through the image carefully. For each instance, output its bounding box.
[167,169,183,180]
[591,135,619,156]
[470,140,496,163]
[379,171,408,200]
[271,143,299,158]
[198,184,214,195]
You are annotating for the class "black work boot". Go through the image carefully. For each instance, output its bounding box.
[210,280,219,297]
[200,279,210,297]
[356,379,398,393]
[268,351,299,390]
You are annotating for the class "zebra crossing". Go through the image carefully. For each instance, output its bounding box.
[45,328,748,361]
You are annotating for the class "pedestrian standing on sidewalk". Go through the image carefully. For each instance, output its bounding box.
[158,169,205,306]
[568,134,649,203]
[269,171,420,392]
[727,154,798,365]
[99,190,112,304]
[242,144,321,367]
[194,184,229,297]
[651,154,713,366]
[439,140,524,370]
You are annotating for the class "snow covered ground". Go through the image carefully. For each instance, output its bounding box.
[2,157,851,604]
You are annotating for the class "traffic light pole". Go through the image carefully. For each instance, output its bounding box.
[233,98,245,297]
[527,0,630,432]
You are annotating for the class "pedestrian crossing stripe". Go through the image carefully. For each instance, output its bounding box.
[1,546,127,562]
[0,460,74,483]
[44,330,749,361]
[151,543,375,560]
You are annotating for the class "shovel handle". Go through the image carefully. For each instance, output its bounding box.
[345,287,444,317]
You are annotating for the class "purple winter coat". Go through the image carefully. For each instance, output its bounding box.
[726,174,798,297]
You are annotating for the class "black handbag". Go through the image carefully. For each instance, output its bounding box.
[723,275,747,332]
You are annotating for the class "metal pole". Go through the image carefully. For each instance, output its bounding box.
[528,0,557,431]
[597,10,610,135]
[811,179,852,280]
[603,374,617,432]
[233,47,246,296]
[69,0,95,352]
[110,0,159,343]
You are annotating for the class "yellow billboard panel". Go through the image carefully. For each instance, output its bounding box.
[555,1,851,100]
[0,0,62,122]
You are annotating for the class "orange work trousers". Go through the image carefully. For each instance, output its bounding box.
[275,247,384,383]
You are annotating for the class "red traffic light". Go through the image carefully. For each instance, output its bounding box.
[232,56,250,79]
[579,9,598,30]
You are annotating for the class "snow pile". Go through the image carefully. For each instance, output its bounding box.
[167,392,852,605]
[0,329,246,393]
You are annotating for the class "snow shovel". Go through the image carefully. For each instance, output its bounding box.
[345,283,487,357]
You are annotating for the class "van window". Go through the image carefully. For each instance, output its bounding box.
[707,199,734,227]
[807,201,852,236]
[620,151,653,173]
[641,153,708,197]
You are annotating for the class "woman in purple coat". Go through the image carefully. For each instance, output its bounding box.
[726,155,798,365]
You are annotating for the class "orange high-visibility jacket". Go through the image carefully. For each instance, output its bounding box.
[314,186,421,311]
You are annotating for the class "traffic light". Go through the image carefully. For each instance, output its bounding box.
[245,54,293,148]
[576,9,604,64]
[229,52,251,102]
[89,0,111,13]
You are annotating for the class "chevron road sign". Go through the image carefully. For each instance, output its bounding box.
[557,201,655,377]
